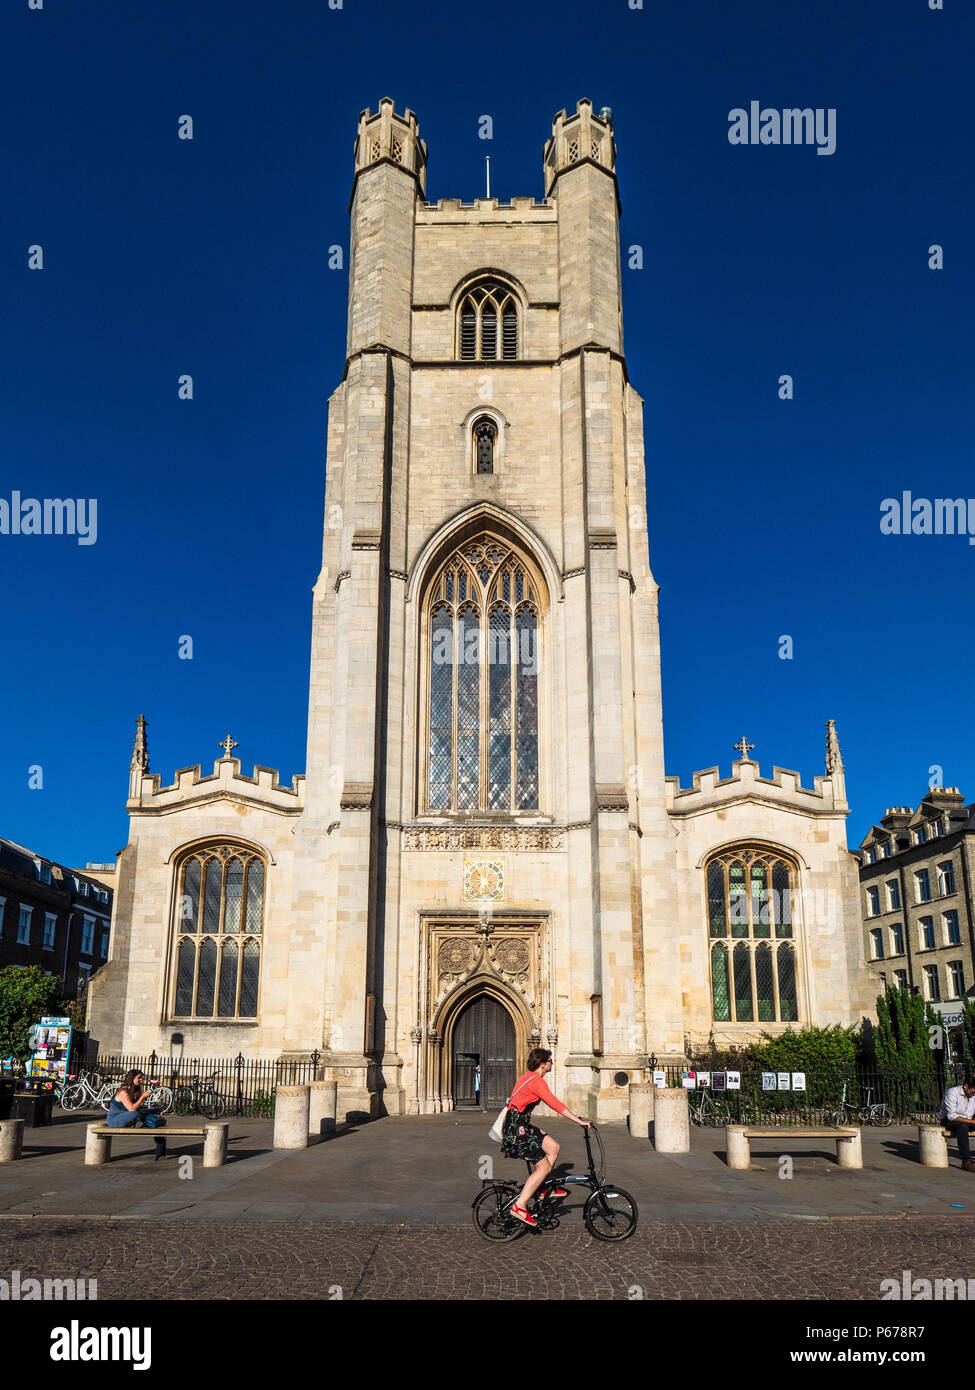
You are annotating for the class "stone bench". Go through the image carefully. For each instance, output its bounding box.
[726,1124,862,1170]
[85,1121,228,1167]
[917,1124,960,1168]
[0,1118,24,1162]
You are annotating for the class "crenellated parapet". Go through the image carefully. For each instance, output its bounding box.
[353,97,427,194]
[543,98,617,197]
[666,757,847,817]
[127,757,304,816]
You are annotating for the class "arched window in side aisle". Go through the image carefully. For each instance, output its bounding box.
[457,279,519,361]
[705,849,798,1024]
[171,845,265,1020]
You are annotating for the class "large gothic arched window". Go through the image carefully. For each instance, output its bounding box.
[424,535,542,812]
[170,844,265,1020]
[457,279,519,361]
[705,848,798,1024]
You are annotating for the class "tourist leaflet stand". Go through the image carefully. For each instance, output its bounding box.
[26,1015,73,1090]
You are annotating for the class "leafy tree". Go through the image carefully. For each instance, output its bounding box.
[962,997,975,1069]
[0,966,64,1062]
[874,984,941,1074]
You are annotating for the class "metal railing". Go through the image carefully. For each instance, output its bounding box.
[68,1050,326,1117]
[648,1056,964,1125]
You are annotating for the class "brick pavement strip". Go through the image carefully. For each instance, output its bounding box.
[0,1217,972,1300]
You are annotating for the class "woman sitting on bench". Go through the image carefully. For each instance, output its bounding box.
[106,1070,166,1160]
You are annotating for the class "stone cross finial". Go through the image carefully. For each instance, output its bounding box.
[733,736,755,760]
[825,719,845,775]
[130,714,149,773]
[219,735,239,759]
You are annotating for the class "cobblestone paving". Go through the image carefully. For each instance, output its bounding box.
[0,1216,971,1300]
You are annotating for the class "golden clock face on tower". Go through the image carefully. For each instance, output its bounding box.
[463,860,504,901]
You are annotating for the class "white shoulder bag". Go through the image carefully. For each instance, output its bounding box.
[488,1075,533,1143]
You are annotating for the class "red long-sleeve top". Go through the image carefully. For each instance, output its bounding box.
[508,1070,567,1115]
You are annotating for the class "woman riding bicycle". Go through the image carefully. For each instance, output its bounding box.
[502,1048,589,1227]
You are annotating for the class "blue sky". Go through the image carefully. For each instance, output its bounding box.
[1,0,972,867]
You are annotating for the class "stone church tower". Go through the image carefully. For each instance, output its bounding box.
[88,100,874,1122]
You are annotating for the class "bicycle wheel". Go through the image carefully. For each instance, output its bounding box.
[688,1103,704,1127]
[584,1187,638,1242]
[173,1087,196,1115]
[870,1105,893,1127]
[199,1091,226,1120]
[59,1083,85,1111]
[707,1102,732,1127]
[826,1107,847,1128]
[149,1086,174,1115]
[472,1186,528,1242]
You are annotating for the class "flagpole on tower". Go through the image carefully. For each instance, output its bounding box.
[485,156,490,198]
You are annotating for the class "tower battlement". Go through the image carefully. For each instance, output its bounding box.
[353,97,427,194]
[128,758,304,813]
[665,759,845,814]
[543,98,617,197]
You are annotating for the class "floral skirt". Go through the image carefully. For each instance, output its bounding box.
[500,1106,546,1163]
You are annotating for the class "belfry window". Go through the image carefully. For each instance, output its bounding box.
[457,280,519,361]
[474,418,496,474]
[425,535,541,812]
[171,845,265,1020]
[706,849,798,1024]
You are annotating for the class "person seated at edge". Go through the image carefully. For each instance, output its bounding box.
[939,1073,975,1173]
[501,1047,589,1227]
[106,1068,167,1160]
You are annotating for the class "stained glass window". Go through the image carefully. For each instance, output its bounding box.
[711,943,731,1021]
[705,849,800,1025]
[424,535,542,812]
[172,846,265,1020]
[755,943,775,1021]
[707,861,726,936]
[777,944,798,1022]
[733,942,753,1021]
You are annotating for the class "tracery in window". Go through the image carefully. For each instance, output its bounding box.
[172,845,264,1019]
[706,848,798,1024]
[474,418,496,474]
[424,535,542,812]
[457,280,519,361]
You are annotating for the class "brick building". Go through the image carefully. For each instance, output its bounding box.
[858,789,975,1044]
[0,837,114,998]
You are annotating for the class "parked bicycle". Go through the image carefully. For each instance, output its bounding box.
[473,1122,637,1243]
[172,1072,227,1119]
[827,1081,892,1127]
[59,1070,114,1111]
[688,1090,732,1127]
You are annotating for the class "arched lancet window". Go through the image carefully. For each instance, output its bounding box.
[705,848,799,1025]
[425,534,542,812]
[171,845,265,1019]
[457,279,520,361]
[474,418,496,474]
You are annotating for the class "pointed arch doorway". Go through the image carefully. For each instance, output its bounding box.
[451,993,517,1111]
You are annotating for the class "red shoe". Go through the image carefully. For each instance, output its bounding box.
[510,1203,537,1227]
[549,1187,568,1198]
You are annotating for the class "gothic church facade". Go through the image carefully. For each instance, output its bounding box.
[88,100,874,1121]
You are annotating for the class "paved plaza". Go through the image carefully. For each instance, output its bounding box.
[1,1112,973,1299]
